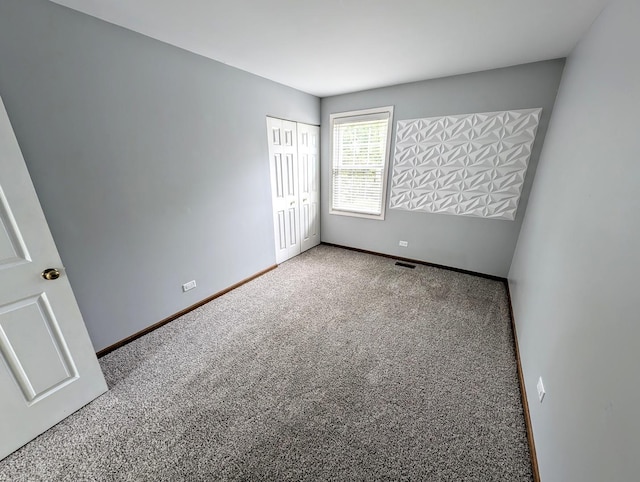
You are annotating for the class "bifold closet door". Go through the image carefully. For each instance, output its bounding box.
[297,123,320,253]
[266,117,320,264]
[267,118,301,264]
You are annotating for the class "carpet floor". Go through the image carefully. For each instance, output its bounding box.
[0,245,533,481]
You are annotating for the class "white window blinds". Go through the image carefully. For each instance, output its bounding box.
[330,107,393,219]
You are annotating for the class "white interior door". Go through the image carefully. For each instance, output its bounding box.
[0,97,107,460]
[297,123,320,253]
[267,117,301,264]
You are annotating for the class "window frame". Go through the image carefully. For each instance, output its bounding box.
[329,106,394,221]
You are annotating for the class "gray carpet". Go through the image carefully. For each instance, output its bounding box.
[0,245,533,481]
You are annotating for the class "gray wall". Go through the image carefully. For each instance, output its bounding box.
[509,0,640,480]
[0,0,320,352]
[320,60,565,277]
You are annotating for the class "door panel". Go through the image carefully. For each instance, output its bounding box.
[286,153,295,196]
[0,293,77,403]
[310,203,318,237]
[0,97,107,460]
[0,189,31,268]
[298,123,320,252]
[302,203,310,240]
[267,117,300,263]
[288,208,297,245]
[274,153,284,198]
[276,211,286,250]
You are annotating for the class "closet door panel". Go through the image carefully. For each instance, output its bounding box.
[297,123,320,252]
[267,118,301,263]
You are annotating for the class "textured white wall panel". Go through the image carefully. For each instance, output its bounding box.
[389,108,542,220]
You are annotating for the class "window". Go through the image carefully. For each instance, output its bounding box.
[330,106,394,220]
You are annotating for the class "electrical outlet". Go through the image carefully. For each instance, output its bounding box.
[537,376,546,403]
[399,240,408,247]
[182,280,197,292]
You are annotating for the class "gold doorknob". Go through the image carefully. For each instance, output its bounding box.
[41,268,61,281]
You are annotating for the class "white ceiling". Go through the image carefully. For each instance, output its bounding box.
[50,0,609,97]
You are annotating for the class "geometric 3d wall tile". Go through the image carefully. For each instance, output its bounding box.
[389,108,542,220]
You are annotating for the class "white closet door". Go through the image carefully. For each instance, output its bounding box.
[297,123,320,252]
[266,117,301,264]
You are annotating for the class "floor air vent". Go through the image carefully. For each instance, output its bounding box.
[395,261,416,269]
